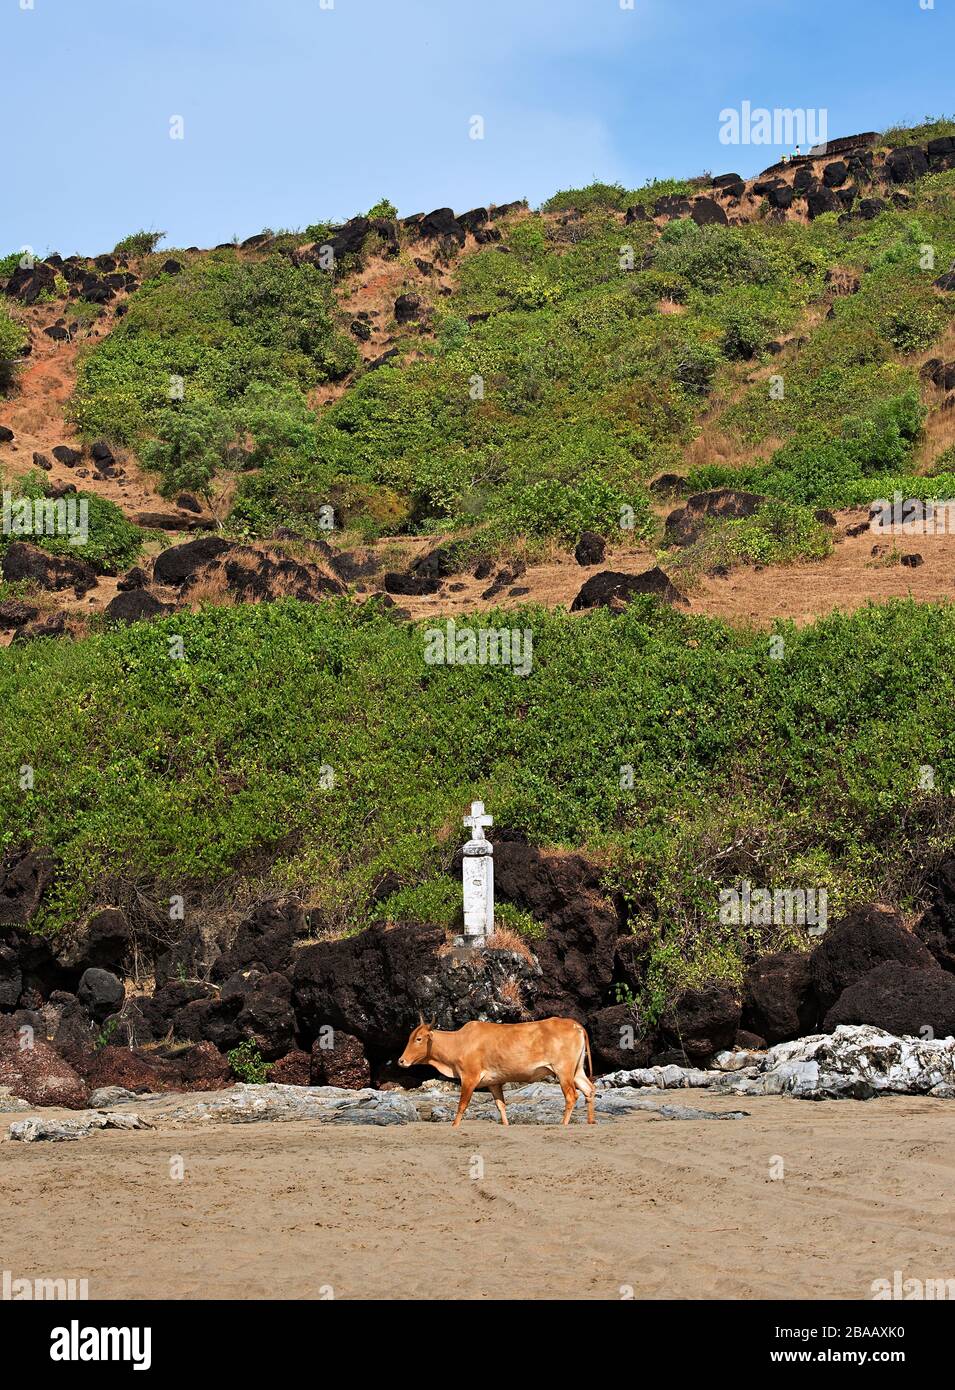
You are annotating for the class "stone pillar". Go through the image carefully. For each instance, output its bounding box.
[462,801,494,945]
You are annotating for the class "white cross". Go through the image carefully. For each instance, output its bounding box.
[463,800,493,841]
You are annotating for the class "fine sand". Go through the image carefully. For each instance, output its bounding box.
[2,1093,953,1301]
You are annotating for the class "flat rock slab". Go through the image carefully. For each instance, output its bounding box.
[10,1111,149,1142]
[7,1080,749,1136]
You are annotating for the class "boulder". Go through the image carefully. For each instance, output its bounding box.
[0,1016,89,1108]
[661,984,741,1063]
[824,961,955,1038]
[915,854,955,972]
[664,488,766,546]
[0,848,54,926]
[0,600,39,629]
[383,569,440,596]
[311,1030,372,1088]
[4,261,57,304]
[807,186,841,218]
[67,1040,229,1094]
[152,536,232,586]
[117,566,148,591]
[742,949,815,1043]
[810,905,936,1016]
[0,542,96,595]
[269,1050,311,1086]
[77,968,125,1022]
[210,898,307,982]
[104,590,172,624]
[51,445,81,466]
[418,208,465,243]
[230,972,297,1060]
[55,907,132,975]
[885,146,929,183]
[574,531,606,566]
[394,292,423,324]
[293,922,538,1052]
[691,197,728,226]
[570,567,688,611]
[589,1004,653,1072]
[493,842,618,1020]
[822,160,849,187]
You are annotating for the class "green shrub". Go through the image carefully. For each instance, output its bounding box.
[228,1041,269,1084]
[113,230,166,257]
[0,473,151,573]
[140,399,235,502]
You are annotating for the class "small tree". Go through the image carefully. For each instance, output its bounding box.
[141,398,234,505]
[113,229,166,257]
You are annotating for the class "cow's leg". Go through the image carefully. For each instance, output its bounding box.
[559,1074,578,1125]
[489,1083,509,1126]
[575,1067,596,1124]
[452,1074,478,1128]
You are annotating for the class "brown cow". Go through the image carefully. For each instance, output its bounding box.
[398,1017,596,1126]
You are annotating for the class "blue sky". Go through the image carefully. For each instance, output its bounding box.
[2,0,952,256]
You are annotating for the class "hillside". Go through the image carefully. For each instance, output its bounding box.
[2,118,955,1035]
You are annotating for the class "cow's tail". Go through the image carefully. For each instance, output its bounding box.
[582,1025,593,1080]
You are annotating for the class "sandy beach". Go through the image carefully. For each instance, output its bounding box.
[3,1093,952,1301]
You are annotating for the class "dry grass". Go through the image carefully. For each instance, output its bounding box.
[182,565,236,609]
[487,928,537,964]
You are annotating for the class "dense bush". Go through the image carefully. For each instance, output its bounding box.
[71,252,357,446]
[113,230,166,257]
[0,472,151,573]
[1,597,952,1004]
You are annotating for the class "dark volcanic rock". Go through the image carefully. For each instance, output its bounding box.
[0,1016,89,1108]
[810,905,936,1017]
[589,1003,653,1072]
[152,536,232,586]
[55,907,131,975]
[4,261,57,304]
[493,842,618,1021]
[311,1029,372,1089]
[807,186,841,218]
[661,984,741,1063]
[77,968,125,1022]
[0,600,39,629]
[418,208,466,243]
[0,541,96,595]
[0,848,54,927]
[574,531,606,566]
[823,961,955,1039]
[104,590,172,624]
[742,949,815,1043]
[292,923,445,1049]
[394,292,423,324]
[885,146,929,184]
[691,197,728,226]
[570,567,688,611]
[293,922,538,1052]
[664,488,766,546]
[210,899,307,983]
[822,160,849,187]
[915,855,955,972]
[383,569,441,596]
